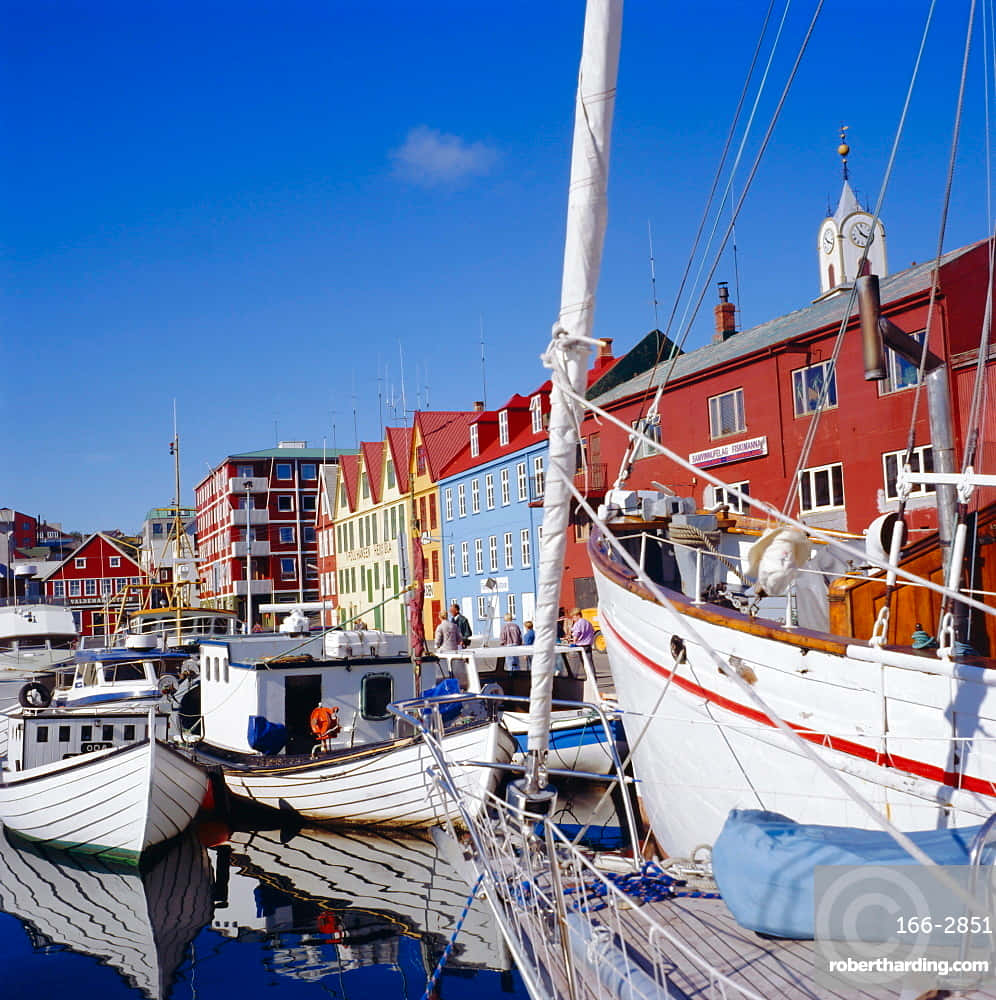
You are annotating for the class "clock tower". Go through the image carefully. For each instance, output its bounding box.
[816,131,887,299]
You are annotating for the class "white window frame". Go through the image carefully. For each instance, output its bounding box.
[632,415,661,460]
[709,481,751,514]
[84,579,97,596]
[530,394,543,433]
[499,410,509,446]
[447,544,456,577]
[504,532,514,569]
[476,596,489,621]
[883,445,935,501]
[276,462,293,480]
[793,360,837,416]
[69,580,81,597]
[485,473,495,509]
[445,488,453,521]
[471,479,480,513]
[708,388,746,439]
[277,495,294,512]
[507,593,517,619]
[109,556,121,568]
[470,424,479,457]
[533,456,545,498]
[474,538,484,573]
[516,462,528,501]
[279,526,295,544]
[52,581,65,598]
[101,578,113,595]
[798,462,845,513]
[457,483,467,517]
[460,541,469,575]
[75,557,86,569]
[520,528,531,567]
[280,558,296,580]
[500,468,510,506]
[880,331,926,394]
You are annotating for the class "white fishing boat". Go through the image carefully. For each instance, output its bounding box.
[0,827,213,1000]
[433,643,625,775]
[0,702,210,860]
[182,625,515,828]
[0,600,77,672]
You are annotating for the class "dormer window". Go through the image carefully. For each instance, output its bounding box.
[470,424,479,457]
[498,410,509,446]
[530,395,543,433]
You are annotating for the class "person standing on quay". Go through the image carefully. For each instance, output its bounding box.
[450,602,472,648]
[569,608,595,656]
[435,611,463,654]
[500,612,522,669]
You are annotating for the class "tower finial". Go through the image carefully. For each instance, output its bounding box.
[838,124,850,182]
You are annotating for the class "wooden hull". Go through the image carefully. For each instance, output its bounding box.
[0,739,209,861]
[591,530,996,857]
[201,720,516,827]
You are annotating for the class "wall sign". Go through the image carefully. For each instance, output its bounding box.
[689,435,768,469]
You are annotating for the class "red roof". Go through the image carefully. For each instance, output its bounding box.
[338,453,360,512]
[441,396,546,479]
[360,440,384,504]
[385,426,412,493]
[414,411,480,481]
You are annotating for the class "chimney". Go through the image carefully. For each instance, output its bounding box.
[712,282,737,343]
[597,338,614,359]
[473,401,485,412]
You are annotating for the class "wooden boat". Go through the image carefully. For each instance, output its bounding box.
[0,703,210,860]
[182,628,516,827]
[433,643,625,775]
[0,827,213,999]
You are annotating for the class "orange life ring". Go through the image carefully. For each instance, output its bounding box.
[310,705,341,740]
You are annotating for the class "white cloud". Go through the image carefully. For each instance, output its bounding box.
[391,126,498,185]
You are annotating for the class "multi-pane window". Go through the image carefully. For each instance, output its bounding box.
[489,535,498,572]
[530,395,543,433]
[499,410,509,445]
[477,596,489,621]
[101,579,113,596]
[517,462,528,501]
[52,581,65,598]
[793,360,837,416]
[880,331,926,394]
[109,556,121,568]
[709,482,751,513]
[75,558,86,569]
[500,468,510,505]
[632,415,662,459]
[447,544,456,577]
[84,579,97,596]
[457,484,467,517]
[445,488,454,520]
[798,462,845,512]
[470,424,479,457]
[69,580,81,597]
[361,472,370,498]
[883,445,935,501]
[280,558,296,579]
[237,464,254,478]
[474,538,484,573]
[471,479,480,513]
[279,526,295,544]
[504,532,514,569]
[460,541,469,575]
[485,474,495,509]
[507,594,517,619]
[520,529,532,567]
[708,388,746,438]
[386,460,396,488]
[533,456,545,497]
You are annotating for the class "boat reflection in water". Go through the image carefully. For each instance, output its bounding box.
[0,826,213,1000]
[211,823,512,980]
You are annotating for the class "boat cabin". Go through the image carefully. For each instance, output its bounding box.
[121,607,242,651]
[4,707,166,774]
[0,603,78,669]
[50,649,191,710]
[196,630,415,756]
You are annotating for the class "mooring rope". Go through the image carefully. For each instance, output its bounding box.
[565,861,721,913]
[420,872,484,1000]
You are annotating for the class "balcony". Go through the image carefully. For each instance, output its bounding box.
[231,541,271,558]
[529,463,608,504]
[232,579,273,596]
[230,508,269,526]
[228,476,268,494]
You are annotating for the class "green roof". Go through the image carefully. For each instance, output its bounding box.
[232,448,357,459]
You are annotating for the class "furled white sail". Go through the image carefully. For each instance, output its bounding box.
[527,0,621,752]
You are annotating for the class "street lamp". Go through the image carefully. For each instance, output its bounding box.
[243,480,254,631]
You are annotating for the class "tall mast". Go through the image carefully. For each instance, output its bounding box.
[523,0,621,792]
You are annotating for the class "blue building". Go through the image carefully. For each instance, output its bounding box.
[438,392,549,641]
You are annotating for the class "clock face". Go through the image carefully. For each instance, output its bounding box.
[822,228,835,254]
[849,220,873,248]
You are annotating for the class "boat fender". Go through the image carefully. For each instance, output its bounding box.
[18,681,52,709]
[310,705,341,740]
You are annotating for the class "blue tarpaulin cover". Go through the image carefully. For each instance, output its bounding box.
[248,715,287,755]
[711,809,982,939]
[422,677,461,720]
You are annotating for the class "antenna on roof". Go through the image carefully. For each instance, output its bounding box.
[647,222,660,330]
[479,315,488,409]
[351,373,359,449]
[399,341,410,416]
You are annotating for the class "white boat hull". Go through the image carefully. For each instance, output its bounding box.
[0,739,209,861]
[211,720,515,827]
[593,557,996,857]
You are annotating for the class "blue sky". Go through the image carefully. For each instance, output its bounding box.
[3,2,991,533]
